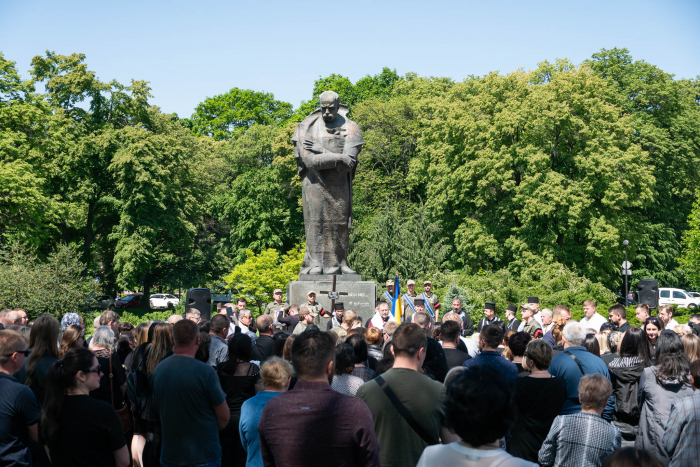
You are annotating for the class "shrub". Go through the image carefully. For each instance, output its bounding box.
[0,243,100,321]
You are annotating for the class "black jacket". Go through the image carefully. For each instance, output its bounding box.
[609,358,645,435]
[251,335,275,363]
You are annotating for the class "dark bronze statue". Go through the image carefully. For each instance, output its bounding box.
[292,91,363,275]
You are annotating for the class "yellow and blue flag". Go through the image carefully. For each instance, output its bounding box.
[392,273,403,324]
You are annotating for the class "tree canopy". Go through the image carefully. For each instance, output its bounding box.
[2,48,699,312]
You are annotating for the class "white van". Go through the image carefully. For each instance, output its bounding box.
[658,288,700,309]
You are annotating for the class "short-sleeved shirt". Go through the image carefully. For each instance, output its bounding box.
[357,368,445,467]
[47,395,126,467]
[443,348,471,368]
[151,355,227,465]
[0,373,40,467]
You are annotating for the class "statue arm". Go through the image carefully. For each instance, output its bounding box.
[300,137,357,171]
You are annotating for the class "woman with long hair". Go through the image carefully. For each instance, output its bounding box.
[217,333,261,467]
[584,333,601,357]
[681,333,700,362]
[139,323,173,467]
[636,330,693,465]
[59,324,85,358]
[41,348,129,467]
[643,317,664,358]
[26,315,61,404]
[608,327,651,447]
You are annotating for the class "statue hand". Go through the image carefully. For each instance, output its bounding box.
[338,154,356,169]
[303,138,324,154]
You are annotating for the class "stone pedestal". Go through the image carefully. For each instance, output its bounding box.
[289,278,377,326]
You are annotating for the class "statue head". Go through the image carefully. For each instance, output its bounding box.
[319,91,340,123]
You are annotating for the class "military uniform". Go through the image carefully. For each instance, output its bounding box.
[523,319,543,339]
[380,280,396,307]
[264,301,290,316]
[401,281,419,319]
[302,302,327,327]
[421,292,439,317]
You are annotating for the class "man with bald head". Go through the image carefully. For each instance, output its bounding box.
[293,90,364,275]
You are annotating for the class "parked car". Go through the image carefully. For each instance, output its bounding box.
[150,293,179,309]
[86,294,116,310]
[688,291,700,299]
[659,288,700,309]
[114,294,144,310]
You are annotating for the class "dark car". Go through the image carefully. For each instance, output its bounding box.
[114,294,143,310]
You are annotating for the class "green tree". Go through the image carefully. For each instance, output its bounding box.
[586,48,700,287]
[190,88,293,140]
[109,110,214,306]
[680,191,700,288]
[420,65,654,288]
[0,243,99,320]
[222,245,304,314]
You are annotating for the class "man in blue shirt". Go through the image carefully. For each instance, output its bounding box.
[548,321,615,420]
[152,320,230,467]
[0,330,40,467]
[463,324,518,381]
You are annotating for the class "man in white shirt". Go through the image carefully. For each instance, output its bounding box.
[580,300,608,332]
[540,309,554,335]
[659,305,680,331]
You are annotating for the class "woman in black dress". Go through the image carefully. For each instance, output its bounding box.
[508,339,567,463]
[217,333,262,467]
[41,348,129,467]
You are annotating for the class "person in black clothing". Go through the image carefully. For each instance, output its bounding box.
[508,339,567,463]
[41,348,129,467]
[608,328,650,447]
[449,298,474,336]
[278,305,300,334]
[608,304,631,333]
[440,320,471,368]
[478,302,504,333]
[88,326,127,413]
[218,333,262,467]
[508,332,532,376]
[413,311,449,382]
[505,305,520,332]
[251,315,275,363]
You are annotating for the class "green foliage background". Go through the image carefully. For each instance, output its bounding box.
[2,47,700,317]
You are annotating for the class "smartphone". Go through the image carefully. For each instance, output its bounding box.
[226,306,234,321]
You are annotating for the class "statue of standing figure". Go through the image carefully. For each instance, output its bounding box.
[292,91,364,275]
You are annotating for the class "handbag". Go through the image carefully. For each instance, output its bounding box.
[110,350,134,433]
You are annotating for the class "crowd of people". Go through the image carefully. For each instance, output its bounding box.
[2,294,700,467]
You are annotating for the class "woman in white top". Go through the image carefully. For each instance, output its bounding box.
[417,366,537,467]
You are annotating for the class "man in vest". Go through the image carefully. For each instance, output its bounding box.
[421,280,440,321]
[477,302,504,332]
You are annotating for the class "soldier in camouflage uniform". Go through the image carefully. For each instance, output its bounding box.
[298,291,329,327]
[380,280,396,307]
[521,303,543,339]
[264,288,290,316]
[421,280,440,320]
[401,280,419,317]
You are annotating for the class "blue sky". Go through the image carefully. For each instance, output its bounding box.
[1,0,698,117]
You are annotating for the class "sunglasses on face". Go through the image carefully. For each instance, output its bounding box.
[3,349,30,357]
[84,365,102,374]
